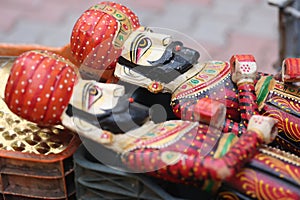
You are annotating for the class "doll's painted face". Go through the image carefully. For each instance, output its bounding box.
[66,80,149,133]
[121,27,172,66]
[70,80,124,114]
[117,27,200,83]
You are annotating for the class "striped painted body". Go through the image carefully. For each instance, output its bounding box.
[171,57,300,153]
[119,119,300,199]
[120,120,262,188]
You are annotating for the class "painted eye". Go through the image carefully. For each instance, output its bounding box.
[133,37,152,63]
[138,38,149,48]
[89,87,98,96]
[85,85,103,110]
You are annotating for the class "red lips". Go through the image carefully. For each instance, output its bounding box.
[5,50,78,126]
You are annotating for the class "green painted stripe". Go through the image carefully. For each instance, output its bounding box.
[204,180,215,193]
[257,76,273,106]
[220,133,236,157]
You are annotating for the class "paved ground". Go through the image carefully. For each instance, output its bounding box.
[0,0,280,74]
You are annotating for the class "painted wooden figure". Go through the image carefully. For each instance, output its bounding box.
[113,27,300,156]
[4,50,300,199]
[1,1,300,198]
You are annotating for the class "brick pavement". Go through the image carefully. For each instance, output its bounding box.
[0,0,279,73]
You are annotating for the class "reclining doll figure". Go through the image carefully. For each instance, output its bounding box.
[2,1,300,198]
[4,50,300,199]
[1,0,298,155]
[113,27,300,155]
[4,50,149,134]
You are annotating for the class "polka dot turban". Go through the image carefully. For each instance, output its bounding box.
[5,50,78,126]
[71,1,140,70]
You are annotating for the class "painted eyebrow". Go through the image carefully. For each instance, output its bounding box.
[130,33,145,62]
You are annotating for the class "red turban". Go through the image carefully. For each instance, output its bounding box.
[71,1,140,71]
[5,50,78,126]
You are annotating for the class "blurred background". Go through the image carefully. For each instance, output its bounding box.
[0,0,279,74]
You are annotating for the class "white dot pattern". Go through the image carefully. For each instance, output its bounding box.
[5,50,78,126]
[70,1,140,70]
